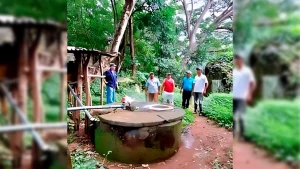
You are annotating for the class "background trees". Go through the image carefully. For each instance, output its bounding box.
[67,0,233,85]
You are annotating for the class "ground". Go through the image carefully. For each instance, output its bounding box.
[69,114,293,169]
[69,115,233,169]
[233,141,291,169]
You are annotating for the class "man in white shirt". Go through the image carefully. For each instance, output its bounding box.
[233,54,256,139]
[192,67,209,115]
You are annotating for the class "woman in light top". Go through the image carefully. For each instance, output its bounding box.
[145,72,161,102]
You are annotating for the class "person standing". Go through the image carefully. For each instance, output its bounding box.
[192,67,208,115]
[180,71,194,109]
[233,54,256,139]
[104,63,118,104]
[145,72,161,102]
[161,73,175,105]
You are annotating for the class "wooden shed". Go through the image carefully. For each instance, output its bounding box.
[0,15,67,169]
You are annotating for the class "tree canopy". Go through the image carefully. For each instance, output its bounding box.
[0,0,66,22]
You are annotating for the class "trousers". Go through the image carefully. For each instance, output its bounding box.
[194,92,203,112]
[182,90,192,109]
[106,86,116,104]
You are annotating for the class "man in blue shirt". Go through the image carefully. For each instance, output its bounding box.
[180,71,194,109]
[104,63,118,104]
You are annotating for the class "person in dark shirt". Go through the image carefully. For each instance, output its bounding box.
[104,63,118,104]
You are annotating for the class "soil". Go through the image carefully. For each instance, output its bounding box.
[233,141,292,169]
[69,115,233,169]
[69,115,293,169]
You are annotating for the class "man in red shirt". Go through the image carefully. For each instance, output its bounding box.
[161,73,175,105]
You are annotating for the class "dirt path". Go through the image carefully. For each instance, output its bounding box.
[68,115,294,169]
[233,141,292,169]
[146,116,233,169]
[69,115,233,169]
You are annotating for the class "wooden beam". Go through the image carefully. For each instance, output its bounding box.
[29,30,44,169]
[68,81,77,85]
[99,61,104,105]
[0,96,8,117]
[74,54,82,131]
[10,28,28,169]
[73,86,78,130]
[59,32,67,121]
[37,66,67,73]
[10,88,21,169]
[87,74,105,78]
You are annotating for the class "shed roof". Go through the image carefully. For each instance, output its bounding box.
[0,15,66,30]
[67,46,119,57]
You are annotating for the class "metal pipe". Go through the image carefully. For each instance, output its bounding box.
[67,105,125,111]
[0,84,49,151]
[67,84,97,121]
[0,122,67,133]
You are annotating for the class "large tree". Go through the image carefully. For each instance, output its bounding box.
[110,0,136,53]
[178,0,233,69]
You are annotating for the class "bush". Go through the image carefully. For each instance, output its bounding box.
[245,100,300,163]
[202,93,233,128]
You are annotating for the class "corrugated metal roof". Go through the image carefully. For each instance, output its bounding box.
[67,46,119,57]
[0,15,66,29]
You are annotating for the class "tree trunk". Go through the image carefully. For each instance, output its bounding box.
[110,0,136,53]
[129,16,136,76]
[116,28,127,73]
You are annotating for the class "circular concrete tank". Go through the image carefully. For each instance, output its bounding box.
[94,102,185,164]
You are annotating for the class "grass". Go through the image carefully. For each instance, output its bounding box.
[202,93,233,129]
[70,149,112,169]
[70,149,100,169]
[245,99,300,164]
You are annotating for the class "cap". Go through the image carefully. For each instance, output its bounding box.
[149,72,154,75]
[196,67,202,70]
[234,54,245,59]
[110,63,117,67]
[167,73,171,75]
[186,71,192,74]
[234,50,246,59]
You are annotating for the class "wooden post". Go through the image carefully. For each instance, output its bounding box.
[59,32,67,121]
[74,54,82,131]
[129,16,136,76]
[9,28,28,169]
[72,86,78,131]
[83,56,91,134]
[0,96,8,117]
[10,88,22,169]
[30,30,43,169]
[99,59,104,105]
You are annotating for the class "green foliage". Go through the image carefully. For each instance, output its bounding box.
[71,149,99,169]
[0,0,66,22]
[41,74,64,122]
[121,2,182,79]
[245,100,300,163]
[182,109,195,128]
[26,74,63,122]
[67,0,123,49]
[205,55,233,93]
[202,93,233,128]
[234,0,300,53]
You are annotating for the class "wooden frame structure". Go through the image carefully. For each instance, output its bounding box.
[67,46,117,133]
[0,15,67,169]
